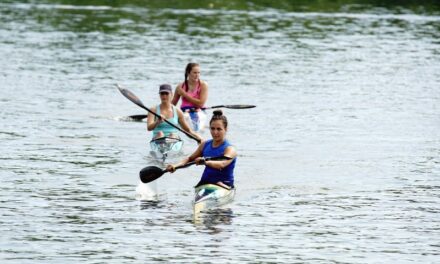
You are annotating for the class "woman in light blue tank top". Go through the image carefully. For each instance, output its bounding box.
[166,110,237,189]
[147,84,202,142]
[152,104,179,138]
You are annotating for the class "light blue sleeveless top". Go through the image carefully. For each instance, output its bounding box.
[153,105,179,137]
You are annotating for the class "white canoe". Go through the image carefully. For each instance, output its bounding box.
[149,136,183,162]
[183,110,207,132]
[192,184,235,214]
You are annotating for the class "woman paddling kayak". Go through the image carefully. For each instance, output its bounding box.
[166,110,237,190]
[147,84,202,142]
[172,63,209,131]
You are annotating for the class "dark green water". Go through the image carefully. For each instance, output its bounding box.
[1,1,439,263]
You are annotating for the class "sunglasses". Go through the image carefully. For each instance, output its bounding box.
[160,92,170,96]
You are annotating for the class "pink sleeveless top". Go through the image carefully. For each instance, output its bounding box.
[181,81,204,108]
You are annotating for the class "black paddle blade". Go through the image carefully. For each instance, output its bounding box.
[116,84,146,109]
[139,166,166,183]
[128,114,148,121]
[211,104,256,109]
[224,104,256,109]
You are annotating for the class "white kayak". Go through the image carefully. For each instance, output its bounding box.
[183,110,207,132]
[192,184,235,215]
[149,136,183,162]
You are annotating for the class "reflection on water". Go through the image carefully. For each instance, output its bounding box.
[193,208,234,233]
[139,199,163,210]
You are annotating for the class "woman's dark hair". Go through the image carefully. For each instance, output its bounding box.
[184,62,199,92]
[210,110,228,129]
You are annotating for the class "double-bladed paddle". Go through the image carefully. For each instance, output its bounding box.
[139,156,232,183]
[128,104,256,121]
[116,84,201,143]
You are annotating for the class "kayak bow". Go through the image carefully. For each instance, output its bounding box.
[193,184,236,215]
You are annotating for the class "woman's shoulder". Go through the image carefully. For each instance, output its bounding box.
[224,144,237,158]
[224,140,236,149]
[174,105,183,113]
[225,141,235,148]
[200,80,208,88]
[176,82,185,89]
[150,105,158,112]
[224,139,234,145]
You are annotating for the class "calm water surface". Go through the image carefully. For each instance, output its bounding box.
[1,0,440,263]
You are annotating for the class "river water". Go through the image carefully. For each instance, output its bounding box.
[1,1,440,263]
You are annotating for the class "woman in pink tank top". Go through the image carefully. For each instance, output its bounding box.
[172,63,208,110]
[172,63,209,131]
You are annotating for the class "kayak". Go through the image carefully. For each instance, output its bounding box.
[149,136,183,162]
[183,109,207,132]
[192,184,235,214]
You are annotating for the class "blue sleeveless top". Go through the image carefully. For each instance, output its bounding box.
[199,139,236,187]
[153,105,179,137]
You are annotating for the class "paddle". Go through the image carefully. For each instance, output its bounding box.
[128,104,256,121]
[127,114,149,121]
[139,156,232,183]
[116,84,201,143]
[208,104,256,109]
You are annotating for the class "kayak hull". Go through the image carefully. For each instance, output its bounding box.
[193,184,235,214]
[183,110,207,132]
[149,136,183,161]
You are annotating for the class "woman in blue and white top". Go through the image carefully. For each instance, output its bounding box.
[167,110,237,189]
[147,84,202,142]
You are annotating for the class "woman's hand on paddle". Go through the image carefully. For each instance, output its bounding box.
[157,114,165,123]
[166,164,176,173]
[195,135,203,145]
[153,114,166,128]
[195,157,206,166]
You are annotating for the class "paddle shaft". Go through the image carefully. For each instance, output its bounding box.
[129,104,255,121]
[139,156,232,183]
[116,84,200,143]
[182,104,256,111]
[167,156,230,172]
[209,104,256,109]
